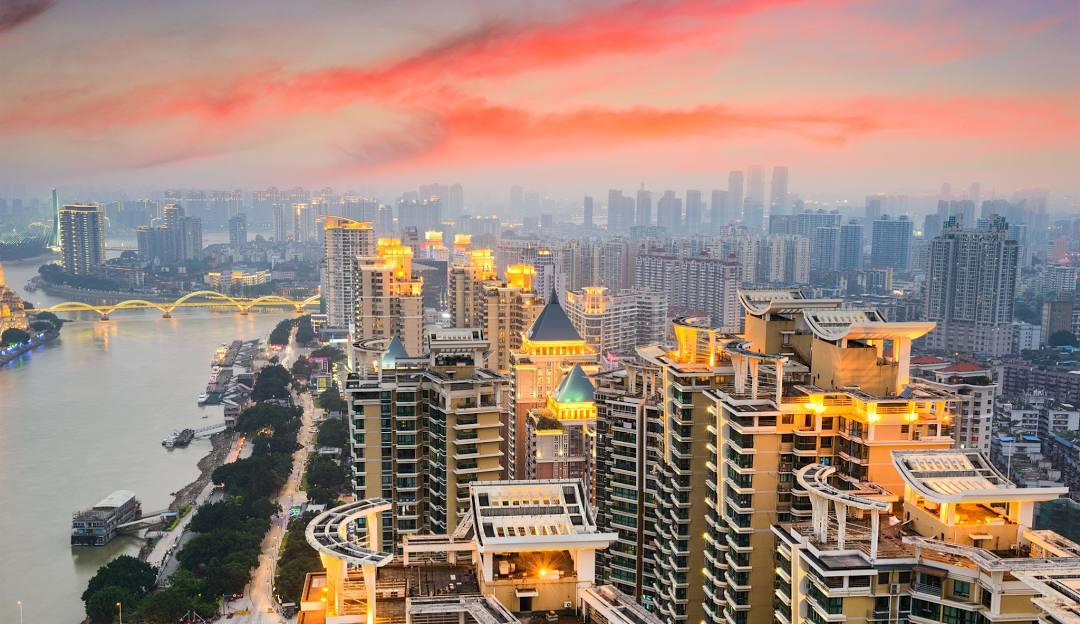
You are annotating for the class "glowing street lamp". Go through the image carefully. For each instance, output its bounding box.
[116,601,123,624]
[17,600,23,624]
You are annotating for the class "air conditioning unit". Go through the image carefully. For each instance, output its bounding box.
[890,584,901,594]
[564,601,573,609]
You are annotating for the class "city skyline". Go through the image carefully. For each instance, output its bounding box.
[2,0,1079,196]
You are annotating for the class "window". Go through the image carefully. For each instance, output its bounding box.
[875,597,890,613]
[879,572,891,585]
[942,606,979,624]
[898,571,911,584]
[781,415,794,425]
[951,580,971,601]
[911,599,940,620]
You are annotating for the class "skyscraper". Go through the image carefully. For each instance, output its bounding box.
[59,204,105,275]
[769,165,789,215]
[563,286,667,356]
[837,220,864,271]
[635,187,652,227]
[272,203,287,241]
[355,238,424,356]
[709,189,728,230]
[870,214,913,272]
[924,215,1019,355]
[746,165,765,206]
[583,196,594,228]
[323,216,376,333]
[684,190,703,231]
[727,170,744,220]
[810,226,840,272]
[634,251,743,331]
[655,190,682,233]
[865,194,885,222]
[228,214,247,250]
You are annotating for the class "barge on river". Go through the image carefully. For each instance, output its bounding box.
[71,490,141,546]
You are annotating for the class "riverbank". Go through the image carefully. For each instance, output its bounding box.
[32,278,185,305]
[137,430,233,562]
[0,329,59,366]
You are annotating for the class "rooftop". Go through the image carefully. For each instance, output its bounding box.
[469,480,614,551]
[527,296,583,342]
[892,450,1068,504]
[553,364,595,403]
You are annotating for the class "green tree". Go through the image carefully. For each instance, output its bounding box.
[316,417,349,448]
[295,314,315,344]
[291,355,312,379]
[317,384,347,414]
[84,586,134,624]
[82,555,157,603]
[251,364,293,401]
[1048,330,1079,347]
[30,319,54,333]
[1,327,32,345]
[310,345,346,362]
[32,310,62,329]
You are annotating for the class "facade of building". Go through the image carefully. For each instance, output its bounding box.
[322,217,376,333]
[354,237,424,356]
[563,286,667,356]
[0,261,29,333]
[870,214,913,273]
[525,364,598,502]
[228,214,247,249]
[634,252,743,331]
[911,358,996,452]
[345,330,509,545]
[509,295,599,480]
[59,204,106,275]
[1042,299,1075,345]
[924,216,1019,356]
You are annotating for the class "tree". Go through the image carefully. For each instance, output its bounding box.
[291,355,312,379]
[1,328,32,345]
[317,384,347,414]
[1048,330,1080,348]
[316,417,349,449]
[82,555,157,603]
[295,315,315,344]
[32,310,62,329]
[84,586,135,624]
[251,364,293,402]
[310,345,346,363]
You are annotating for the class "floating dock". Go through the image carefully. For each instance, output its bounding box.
[71,490,142,546]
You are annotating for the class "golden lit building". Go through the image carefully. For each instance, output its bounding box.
[322,216,376,333]
[300,479,662,624]
[0,261,29,333]
[509,294,598,479]
[774,450,1073,624]
[354,237,423,356]
[526,364,598,501]
[447,239,541,373]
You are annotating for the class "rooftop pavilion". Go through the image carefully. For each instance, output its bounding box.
[893,450,1068,549]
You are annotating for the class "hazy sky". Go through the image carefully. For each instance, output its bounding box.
[1,0,1078,200]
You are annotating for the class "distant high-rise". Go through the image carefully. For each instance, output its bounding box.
[323,217,376,333]
[924,216,1019,356]
[709,189,728,231]
[837,220,864,271]
[292,202,316,242]
[607,189,625,232]
[228,214,247,249]
[655,190,682,233]
[582,196,594,228]
[870,214,913,272]
[769,165,789,216]
[684,190,703,231]
[727,170,744,220]
[865,194,885,222]
[634,251,742,331]
[635,187,652,227]
[746,165,765,207]
[510,184,523,216]
[564,286,667,356]
[272,203,288,241]
[938,199,976,228]
[742,199,764,231]
[923,213,943,239]
[811,226,840,272]
[448,183,463,215]
[59,204,106,275]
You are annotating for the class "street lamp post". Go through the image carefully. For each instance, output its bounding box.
[116,601,123,624]
[17,600,23,624]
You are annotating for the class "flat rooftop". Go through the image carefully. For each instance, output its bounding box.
[469,480,615,551]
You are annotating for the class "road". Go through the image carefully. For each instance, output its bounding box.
[229,336,317,623]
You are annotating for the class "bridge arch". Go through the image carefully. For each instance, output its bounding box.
[301,293,322,307]
[245,294,306,312]
[105,299,169,315]
[43,301,108,319]
[166,290,245,313]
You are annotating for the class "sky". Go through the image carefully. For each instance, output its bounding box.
[1,0,1079,201]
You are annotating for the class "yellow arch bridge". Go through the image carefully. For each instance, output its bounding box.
[38,290,322,320]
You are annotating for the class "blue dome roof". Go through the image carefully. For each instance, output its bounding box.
[554,364,594,403]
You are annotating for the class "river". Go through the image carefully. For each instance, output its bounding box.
[0,251,288,623]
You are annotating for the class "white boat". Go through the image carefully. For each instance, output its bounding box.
[196,393,208,403]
